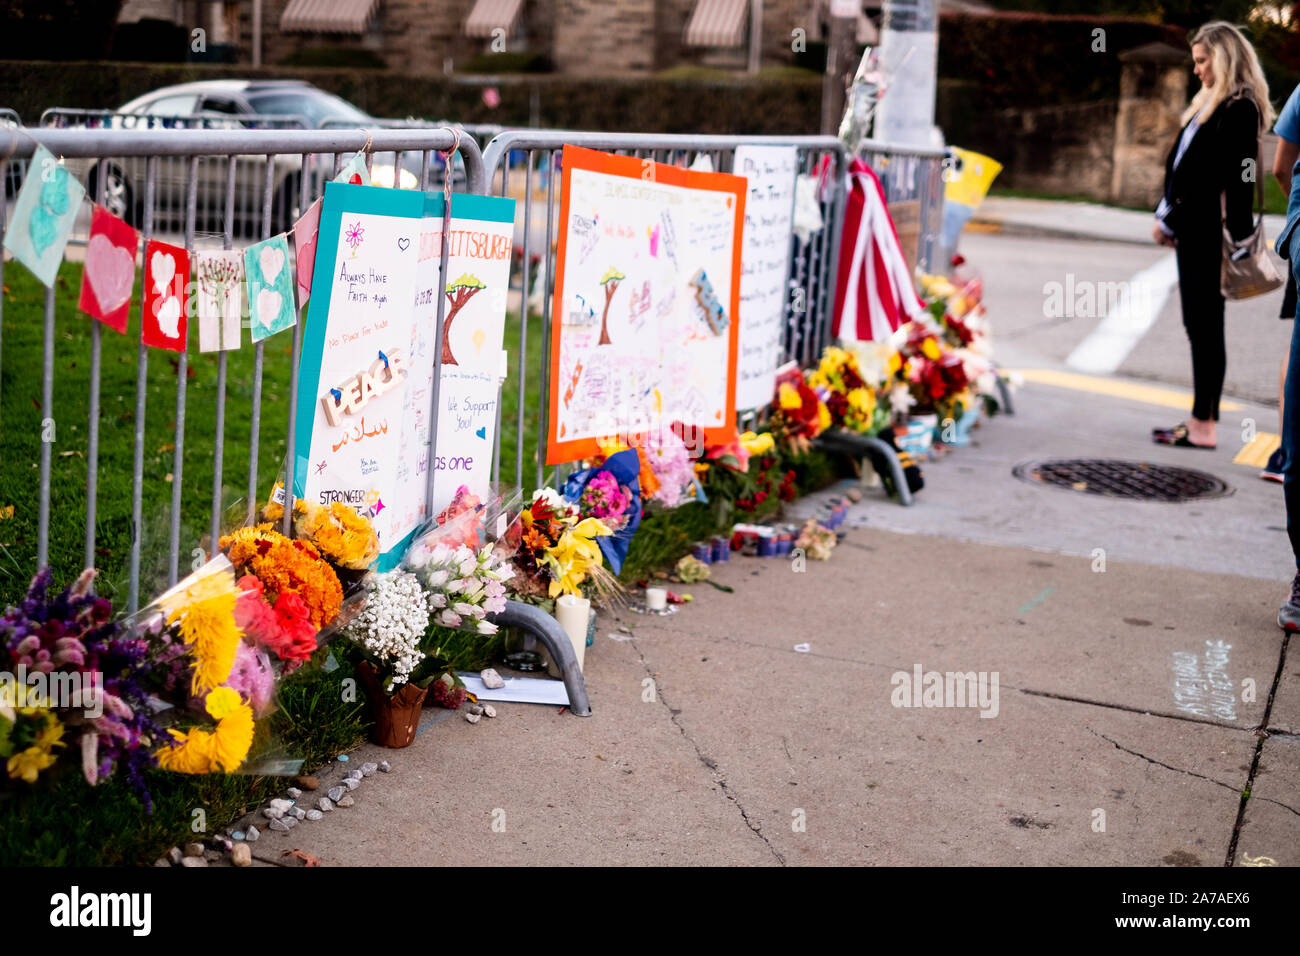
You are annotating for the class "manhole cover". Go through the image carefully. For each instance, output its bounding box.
[1012,459,1231,502]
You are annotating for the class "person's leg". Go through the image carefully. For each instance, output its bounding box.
[1278,239,1300,626]
[1174,237,1223,444]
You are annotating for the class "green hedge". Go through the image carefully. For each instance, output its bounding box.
[938,12,1187,110]
[0,60,823,135]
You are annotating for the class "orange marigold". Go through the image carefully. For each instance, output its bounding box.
[296,502,379,570]
[219,525,343,629]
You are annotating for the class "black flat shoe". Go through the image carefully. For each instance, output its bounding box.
[1152,424,1214,449]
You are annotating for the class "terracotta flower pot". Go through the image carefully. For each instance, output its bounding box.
[357,661,428,748]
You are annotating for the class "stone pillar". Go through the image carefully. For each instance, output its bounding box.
[1111,41,1191,209]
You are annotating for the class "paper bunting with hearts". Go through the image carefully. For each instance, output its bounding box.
[78,204,139,333]
[142,239,190,352]
[244,234,296,342]
[195,250,244,352]
[3,145,87,287]
[293,198,322,305]
[334,153,371,187]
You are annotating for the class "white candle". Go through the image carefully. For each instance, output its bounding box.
[554,594,590,671]
[645,587,667,611]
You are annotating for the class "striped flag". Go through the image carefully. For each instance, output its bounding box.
[833,158,925,342]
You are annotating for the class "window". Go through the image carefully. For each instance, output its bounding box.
[140,94,199,117]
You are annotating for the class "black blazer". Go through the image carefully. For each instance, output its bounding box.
[1160,92,1260,244]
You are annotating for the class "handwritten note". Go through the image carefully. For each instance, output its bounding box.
[733,145,797,410]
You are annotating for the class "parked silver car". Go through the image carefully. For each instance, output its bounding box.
[57,80,436,238]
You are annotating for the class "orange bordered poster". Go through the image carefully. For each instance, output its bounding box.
[547,145,746,464]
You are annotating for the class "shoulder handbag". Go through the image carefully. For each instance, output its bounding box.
[1220,93,1283,300]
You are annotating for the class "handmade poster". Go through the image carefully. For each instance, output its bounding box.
[293,182,514,570]
[548,145,746,464]
[195,250,244,352]
[733,145,797,411]
[409,194,514,521]
[244,234,296,342]
[293,198,322,305]
[78,204,139,334]
[142,239,189,352]
[4,145,87,287]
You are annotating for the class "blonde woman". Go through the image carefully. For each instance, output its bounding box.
[1152,21,1275,449]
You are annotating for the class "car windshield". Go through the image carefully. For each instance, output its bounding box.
[246,89,370,127]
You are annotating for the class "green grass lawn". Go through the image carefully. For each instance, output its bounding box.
[989,177,1290,217]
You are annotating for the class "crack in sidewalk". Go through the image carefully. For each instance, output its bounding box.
[626,634,787,866]
[1088,729,1241,795]
[1226,631,1291,866]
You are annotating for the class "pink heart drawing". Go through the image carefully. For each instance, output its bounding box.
[85,234,134,313]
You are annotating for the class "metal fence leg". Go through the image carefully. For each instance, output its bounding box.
[993,365,1016,416]
[486,599,591,717]
[815,431,913,507]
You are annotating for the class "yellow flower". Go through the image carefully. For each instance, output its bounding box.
[211,703,255,772]
[204,686,242,720]
[157,727,217,774]
[887,352,903,375]
[778,382,803,411]
[921,337,942,361]
[546,518,611,598]
[168,591,243,694]
[847,387,875,416]
[34,714,65,752]
[156,699,255,774]
[739,431,775,457]
[693,462,710,475]
[816,401,832,435]
[7,745,57,784]
[158,562,239,618]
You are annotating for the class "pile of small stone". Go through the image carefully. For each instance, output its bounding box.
[156,756,393,867]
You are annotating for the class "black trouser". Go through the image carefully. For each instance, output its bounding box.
[1175,232,1226,422]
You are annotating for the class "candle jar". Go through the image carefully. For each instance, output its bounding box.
[645,586,668,611]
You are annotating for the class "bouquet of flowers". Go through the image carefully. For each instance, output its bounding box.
[639,428,703,509]
[806,346,889,436]
[890,321,970,417]
[769,379,831,455]
[406,540,513,635]
[500,488,613,603]
[220,525,344,634]
[562,448,642,574]
[142,558,261,775]
[339,571,430,693]
[293,501,380,572]
[1,569,163,806]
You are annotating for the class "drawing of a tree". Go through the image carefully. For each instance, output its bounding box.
[598,267,625,346]
[442,273,486,365]
[198,255,242,346]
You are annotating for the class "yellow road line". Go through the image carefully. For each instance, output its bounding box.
[1012,368,1244,413]
[1233,432,1281,468]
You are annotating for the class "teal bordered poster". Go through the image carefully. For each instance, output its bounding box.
[293,181,515,571]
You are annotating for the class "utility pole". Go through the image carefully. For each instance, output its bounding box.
[875,0,939,147]
[252,0,263,67]
[820,0,857,135]
[748,0,763,75]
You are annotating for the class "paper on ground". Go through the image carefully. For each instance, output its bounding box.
[458,673,571,706]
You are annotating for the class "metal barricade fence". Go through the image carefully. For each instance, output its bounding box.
[856,138,949,276]
[0,124,485,613]
[479,130,852,495]
[40,109,317,246]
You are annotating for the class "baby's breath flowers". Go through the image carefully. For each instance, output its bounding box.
[341,571,430,692]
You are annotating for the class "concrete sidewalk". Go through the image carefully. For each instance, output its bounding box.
[971,196,1286,248]
[222,374,1298,867]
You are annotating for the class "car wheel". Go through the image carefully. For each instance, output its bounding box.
[89,163,137,227]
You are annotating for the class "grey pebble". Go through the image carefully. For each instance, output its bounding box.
[466,703,484,716]
[306,809,324,821]
[361,761,378,777]
[464,711,481,724]
[179,856,208,867]
[480,668,505,689]
[167,846,183,865]
[483,704,497,718]
[286,787,303,799]
[153,857,171,867]
[327,786,345,802]
[347,769,363,781]
[336,794,355,808]
[269,818,292,832]
[246,826,260,842]
[379,760,391,773]
[318,797,334,812]
[184,842,205,858]
[343,777,360,791]
[291,807,307,820]
[268,798,294,812]
[262,807,284,820]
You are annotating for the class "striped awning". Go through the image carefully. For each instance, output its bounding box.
[465,0,525,38]
[281,0,382,35]
[685,0,750,48]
